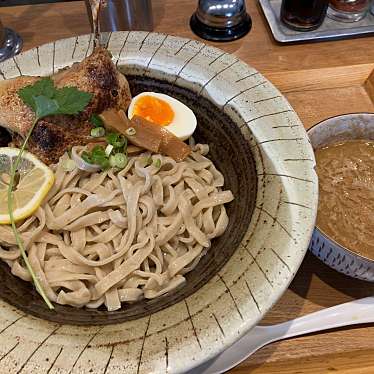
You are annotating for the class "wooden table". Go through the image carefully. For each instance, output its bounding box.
[2,1,374,373]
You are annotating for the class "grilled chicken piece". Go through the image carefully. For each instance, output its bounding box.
[12,117,93,165]
[53,46,131,119]
[0,47,132,164]
[0,76,39,136]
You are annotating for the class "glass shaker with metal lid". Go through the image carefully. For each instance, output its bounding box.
[280,0,329,31]
[0,18,22,62]
[190,0,252,41]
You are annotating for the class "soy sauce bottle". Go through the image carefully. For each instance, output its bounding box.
[280,0,329,31]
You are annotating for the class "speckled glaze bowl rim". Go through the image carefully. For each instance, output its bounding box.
[0,31,318,374]
[308,112,374,264]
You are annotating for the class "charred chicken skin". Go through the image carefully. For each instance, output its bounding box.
[0,47,132,164]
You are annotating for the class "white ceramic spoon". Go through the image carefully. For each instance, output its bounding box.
[191,297,374,374]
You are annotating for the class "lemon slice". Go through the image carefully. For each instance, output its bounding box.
[0,147,55,224]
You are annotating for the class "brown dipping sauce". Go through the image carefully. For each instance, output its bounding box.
[315,140,374,259]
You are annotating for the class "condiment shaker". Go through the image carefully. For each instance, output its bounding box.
[190,0,252,42]
[327,0,371,22]
[280,0,329,31]
[0,18,22,62]
[85,0,153,32]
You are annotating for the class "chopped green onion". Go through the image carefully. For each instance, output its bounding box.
[125,127,136,136]
[109,155,116,168]
[81,151,92,164]
[90,113,104,128]
[7,119,55,310]
[100,158,110,170]
[114,135,127,148]
[91,127,105,137]
[106,133,127,148]
[81,146,111,169]
[142,156,153,167]
[110,153,128,169]
[154,159,161,168]
[91,145,106,157]
[105,144,114,157]
[91,145,108,167]
[62,158,76,172]
[106,132,118,145]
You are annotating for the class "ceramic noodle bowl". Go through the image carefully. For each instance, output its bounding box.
[308,113,374,282]
[0,32,317,373]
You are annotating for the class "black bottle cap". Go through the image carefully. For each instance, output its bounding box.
[190,12,252,42]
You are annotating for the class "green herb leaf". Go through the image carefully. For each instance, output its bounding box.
[18,78,55,112]
[34,95,59,118]
[54,86,92,115]
[32,77,55,98]
[18,87,36,111]
[18,77,92,118]
[90,113,104,128]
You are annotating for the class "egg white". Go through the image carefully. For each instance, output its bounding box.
[127,92,197,141]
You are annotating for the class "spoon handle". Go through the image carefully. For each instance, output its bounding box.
[269,296,374,341]
[198,297,374,374]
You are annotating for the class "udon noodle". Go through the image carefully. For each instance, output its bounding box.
[0,143,233,311]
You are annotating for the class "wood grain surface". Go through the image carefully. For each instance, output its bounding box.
[2,0,374,73]
[1,1,374,373]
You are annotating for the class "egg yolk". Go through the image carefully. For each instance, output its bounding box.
[133,95,174,126]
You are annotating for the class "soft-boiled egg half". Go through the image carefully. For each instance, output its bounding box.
[128,92,197,141]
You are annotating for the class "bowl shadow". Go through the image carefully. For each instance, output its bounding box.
[292,252,374,307]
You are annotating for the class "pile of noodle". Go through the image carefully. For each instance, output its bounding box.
[0,143,233,311]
